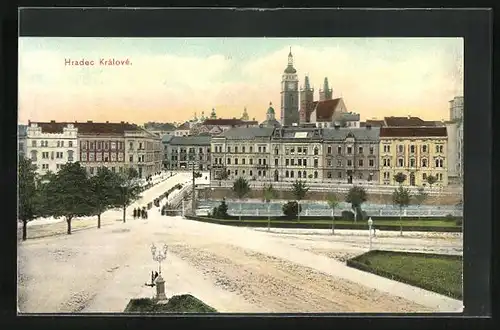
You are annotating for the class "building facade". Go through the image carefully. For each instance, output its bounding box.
[18,124,27,159]
[25,121,78,175]
[379,127,448,187]
[280,49,300,126]
[322,126,380,184]
[449,96,464,121]
[211,127,274,181]
[165,135,211,171]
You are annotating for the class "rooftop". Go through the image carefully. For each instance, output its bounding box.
[28,121,144,135]
[384,116,439,127]
[168,135,211,146]
[380,126,447,138]
[323,127,380,141]
[314,98,342,121]
[220,126,275,140]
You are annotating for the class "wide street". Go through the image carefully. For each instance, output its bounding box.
[17,173,463,314]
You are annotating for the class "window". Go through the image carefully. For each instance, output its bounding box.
[67,150,74,162]
[249,170,253,176]
[111,153,117,162]
[337,160,342,167]
[235,159,239,165]
[258,146,262,153]
[90,142,95,150]
[369,159,374,167]
[291,159,295,166]
[235,146,238,153]
[69,141,73,147]
[82,153,88,161]
[327,172,332,179]
[31,140,37,147]
[410,145,415,154]
[435,145,444,153]
[227,146,231,152]
[258,159,262,165]
[242,159,246,165]
[30,150,37,161]
[227,158,231,164]
[422,145,428,153]
[327,146,332,154]
[398,158,404,167]
[383,158,391,167]
[274,148,279,155]
[263,147,266,153]
[111,142,116,150]
[89,153,95,162]
[347,160,352,167]
[129,155,133,162]
[337,146,342,154]
[369,146,374,155]
[358,159,363,167]
[358,147,363,154]
[235,170,238,176]
[337,172,342,179]
[138,142,142,150]
[423,173,427,180]
[290,171,294,178]
[327,159,332,166]
[358,173,363,179]
[298,171,302,178]
[242,146,245,153]
[314,171,318,179]
[314,159,318,168]
[298,159,302,166]
[398,145,404,153]
[383,145,391,153]
[302,159,307,167]
[56,152,63,159]
[118,153,124,161]
[410,158,416,167]
[383,172,390,179]
[422,158,428,167]
[285,170,289,178]
[250,146,253,153]
[303,171,306,178]
[57,141,60,147]
[250,159,253,165]
[347,146,352,154]
[314,147,319,155]
[42,152,49,159]
[42,164,49,170]
[435,159,444,168]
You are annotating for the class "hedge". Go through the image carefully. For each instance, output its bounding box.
[124,295,217,313]
[346,250,462,300]
[184,216,462,232]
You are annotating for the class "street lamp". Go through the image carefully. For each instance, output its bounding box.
[367,217,373,251]
[150,243,168,301]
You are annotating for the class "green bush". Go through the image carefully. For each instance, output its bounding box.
[124,295,217,313]
[211,199,229,219]
[341,210,355,221]
[445,213,455,222]
[282,201,302,219]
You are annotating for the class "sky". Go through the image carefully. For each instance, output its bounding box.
[18,37,463,125]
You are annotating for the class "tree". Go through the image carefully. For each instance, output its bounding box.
[89,167,122,229]
[393,172,407,185]
[282,201,302,219]
[114,167,142,223]
[292,180,309,222]
[43,162,94,235]
[426,175,437,188]
[326,193,339,235]
[414,187,428,220]
[263,184,277,232]
[345,186,367,222]
[18,157,39,241]
[392,186,412,236]
[232,177,250,221]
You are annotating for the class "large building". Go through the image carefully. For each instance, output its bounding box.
[379,126,448,187]
[25,121,79,175]
[210,125,380,185]
[323,126,380,184]
[280,49,300,126]
[25,121,162,178]
[164,135,211,171]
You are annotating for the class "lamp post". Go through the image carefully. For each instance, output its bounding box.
[367,217,373,251]
[150,243,168,300]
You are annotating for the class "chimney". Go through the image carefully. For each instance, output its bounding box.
[50,120,56,123]
[87,120,92,123]
[28,120,31,125]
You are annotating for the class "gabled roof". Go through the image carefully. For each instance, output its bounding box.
[314,98,342,121]
[29,121,142,135]
[202,118,244,126]
[323,127,380,141]
[221,127,275,140]
[169,135,211,146]
[380,127,447,138]
[176,122,191,130]
[383,116,438,127]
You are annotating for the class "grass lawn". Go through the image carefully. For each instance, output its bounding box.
[347,250,463,300]
[124,295,218,313]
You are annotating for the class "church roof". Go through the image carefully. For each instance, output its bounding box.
[284,66,297,74]
[314,98,342,121]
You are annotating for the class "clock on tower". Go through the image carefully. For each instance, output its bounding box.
[287,82,295,90]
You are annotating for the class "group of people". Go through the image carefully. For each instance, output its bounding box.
[133,207,149,219]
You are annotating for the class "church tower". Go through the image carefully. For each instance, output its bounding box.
[319,77,333,101]
[280,48,299,126]
[299,75,314,123]
[241,106,249,121]
[210,108,217,119]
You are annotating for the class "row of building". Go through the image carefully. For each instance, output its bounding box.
[18,121,163,178]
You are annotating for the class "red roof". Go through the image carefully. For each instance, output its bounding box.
[384,116,438,127]
[380,127,447,138]
[31,121,141,135]
[314,98,342,121]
